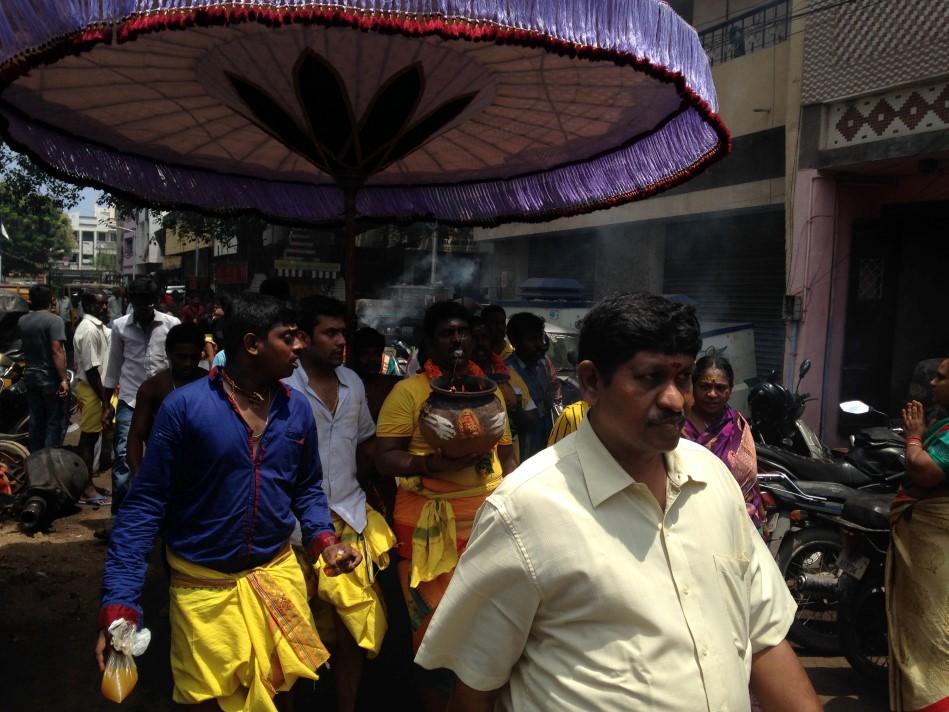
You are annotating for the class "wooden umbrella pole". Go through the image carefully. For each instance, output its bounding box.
[343,187,358,323]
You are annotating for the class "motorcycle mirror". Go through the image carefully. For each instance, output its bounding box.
[799,359,812,379]
[839,400,871,415]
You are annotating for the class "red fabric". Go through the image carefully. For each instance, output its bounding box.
[909,696,949,712]
[422,359,486,380]
[98,604,140,630]
[489,353,508,376]
[308,531,340,560]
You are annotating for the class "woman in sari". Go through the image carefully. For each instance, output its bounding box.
[683,354,765,529]
[888,357,949,712]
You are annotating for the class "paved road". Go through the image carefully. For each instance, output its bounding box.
[801,654,888,711]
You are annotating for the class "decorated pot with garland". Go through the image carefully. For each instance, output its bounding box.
[419,375,507,459]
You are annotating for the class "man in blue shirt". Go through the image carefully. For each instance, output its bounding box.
[96,292,362,711]
[505,312,555,461]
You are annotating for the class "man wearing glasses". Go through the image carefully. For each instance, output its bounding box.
[98,277,180,538]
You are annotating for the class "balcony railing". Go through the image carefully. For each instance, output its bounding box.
[699,0,789,66]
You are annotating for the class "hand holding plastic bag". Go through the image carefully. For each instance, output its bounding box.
[101,618,151,703]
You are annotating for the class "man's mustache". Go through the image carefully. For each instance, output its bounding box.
[646,411,686,427]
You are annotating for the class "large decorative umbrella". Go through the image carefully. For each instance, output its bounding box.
[0,1,728,313]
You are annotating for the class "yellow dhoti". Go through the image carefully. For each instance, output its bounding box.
[167,545,329,712]
[315,507,396,658]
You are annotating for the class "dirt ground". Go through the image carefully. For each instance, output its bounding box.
[0,471,179,712]
[0,469,889,712]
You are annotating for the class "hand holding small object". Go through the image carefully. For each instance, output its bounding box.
[321,542,363,576]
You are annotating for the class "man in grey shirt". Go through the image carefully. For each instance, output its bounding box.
[18,283,70,451]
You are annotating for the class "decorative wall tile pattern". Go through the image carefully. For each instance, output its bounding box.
[823,81,949,149]
[802,0,949,104]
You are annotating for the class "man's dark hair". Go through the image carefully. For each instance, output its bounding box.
[353,326,385,351]
[578,293,701,384]
[423,301,471,339]
[165,322,205,354]
[28,284,52,311]
[80,289,106,313]
[480,304,506,321]
[694,353,734,387]
[506,312,545,342]
[223,292,297,356]
[298,295,346,336]
[213,292,232,312]
[128,276,159,297]
[259,276,291,301]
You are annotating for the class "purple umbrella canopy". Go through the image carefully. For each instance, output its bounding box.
[0,0,728,228]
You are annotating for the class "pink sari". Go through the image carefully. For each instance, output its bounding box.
[683,405,765,528]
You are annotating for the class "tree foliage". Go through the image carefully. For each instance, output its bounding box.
[0,145,81,273]
[98,192,263,249]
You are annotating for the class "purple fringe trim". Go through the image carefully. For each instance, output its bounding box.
[0,0,718,109]
[0,0,726,226]
[1,106,719,226]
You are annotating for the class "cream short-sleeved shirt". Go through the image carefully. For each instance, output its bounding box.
[415,417,796,712]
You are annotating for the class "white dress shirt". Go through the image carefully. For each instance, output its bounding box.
[72,314,111,384]
[104,310,180,407]
[286,364,376,532]
[416,417,796,712]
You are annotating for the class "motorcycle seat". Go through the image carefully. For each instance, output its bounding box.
[854,427,904,449]
[841,492,893,530]
[795,480,860,501]
[757,445,873,488]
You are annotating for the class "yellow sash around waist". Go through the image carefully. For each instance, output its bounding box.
[401,478,496,589]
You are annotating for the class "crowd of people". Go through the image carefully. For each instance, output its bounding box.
[12,279,947,711]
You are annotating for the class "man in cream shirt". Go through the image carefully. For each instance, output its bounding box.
[415,293,821,712]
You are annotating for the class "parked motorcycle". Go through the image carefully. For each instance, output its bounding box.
[790,488,892,681]
[758,472,855,653]
[749,359,828,458]
[834,492,891,683]
[749,363,906,482]
[0,349,29,442]
[757,442,902,493]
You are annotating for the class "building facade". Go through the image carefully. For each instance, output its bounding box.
[475,0,797,382]
[65,206,120,273]
[789,0,949,442]
[472,0,949,444]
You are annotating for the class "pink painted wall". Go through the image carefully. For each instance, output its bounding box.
[788,169,949,446]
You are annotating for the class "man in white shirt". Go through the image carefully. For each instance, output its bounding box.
[73,288,112,501]
[100,277,179,528]
[285,295,395,712]
[415,293,822,712]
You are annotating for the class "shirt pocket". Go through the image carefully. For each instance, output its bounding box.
[712,553,751,657]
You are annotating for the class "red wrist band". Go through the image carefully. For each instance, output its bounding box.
[309,531,340,559]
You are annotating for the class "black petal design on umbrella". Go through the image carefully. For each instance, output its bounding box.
[228,51,477,184]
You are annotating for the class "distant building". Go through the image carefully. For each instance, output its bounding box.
[65,206,119,273]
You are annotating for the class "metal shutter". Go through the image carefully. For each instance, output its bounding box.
[663,210,786,379]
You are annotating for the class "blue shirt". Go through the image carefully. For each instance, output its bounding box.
[100,370,333,621]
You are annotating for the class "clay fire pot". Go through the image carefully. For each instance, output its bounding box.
[419,375,507,459]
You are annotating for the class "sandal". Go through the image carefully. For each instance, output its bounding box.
[79,495,111,506]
